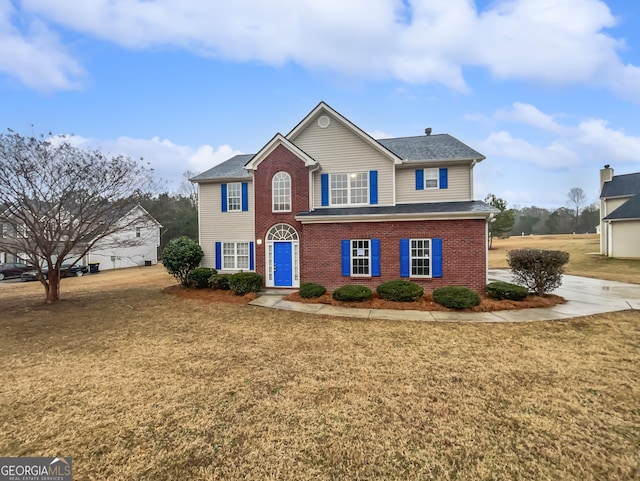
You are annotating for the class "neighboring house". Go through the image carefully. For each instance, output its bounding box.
[599,165,640,259]
[191,102,497,292]
[0,203,161,271]
[80,205,162,270]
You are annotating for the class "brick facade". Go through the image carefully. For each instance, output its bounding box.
[253,144,309,278]
[253,144,488,294]
[300,219,487,292]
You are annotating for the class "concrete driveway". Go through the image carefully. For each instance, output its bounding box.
[250,271,639,322]
[487,269,640,321]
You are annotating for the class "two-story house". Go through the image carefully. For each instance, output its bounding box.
[191,102,497,292]
[599,165,640,258]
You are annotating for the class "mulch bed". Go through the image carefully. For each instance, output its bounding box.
[164,285,565,312]
[283,291,566,312]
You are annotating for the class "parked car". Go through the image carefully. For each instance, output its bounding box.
[20,264,89,281]
[0,262,36,281]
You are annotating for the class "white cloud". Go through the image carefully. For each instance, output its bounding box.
[60,135,243,190]
[484,102,640,168]
[495,102,568,135]
[0,2,84,91]
[575,118,640,163]
[479,130,580,169]
[6,0,638,100]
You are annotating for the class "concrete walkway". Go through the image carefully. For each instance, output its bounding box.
[249,270,640,322]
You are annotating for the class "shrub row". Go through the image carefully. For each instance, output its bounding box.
[185,267,263,295]
[486,281,529,301]
[432,286,481,309]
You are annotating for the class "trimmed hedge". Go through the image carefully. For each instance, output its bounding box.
[486,281,529,301]
[507,248,569,296]
[210,273,232,290]
[332,285,372,302]
[376,279,424,302]
[228,272,264,295]
[187,267,215,289]
[299,282,327,299]
[433,286,481,309]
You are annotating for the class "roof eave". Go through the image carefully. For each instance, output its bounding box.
[295,210,493,224]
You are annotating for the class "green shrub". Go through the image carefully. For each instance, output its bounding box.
[187,267,215,289]
[162,236,204,287]
[299,282,327,298]
[507,249,570,296]
[210,273,232,290]
[228,272,264,295]
[486,281,529,301]
[332,285,372,302]
[376,279,424,302]
[433,286,481,309]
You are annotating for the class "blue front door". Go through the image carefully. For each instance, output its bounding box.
[274,242,292,287]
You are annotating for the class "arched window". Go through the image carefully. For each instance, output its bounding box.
[272,172,291,212]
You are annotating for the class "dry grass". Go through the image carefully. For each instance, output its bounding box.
[1,265,639,480]
[490,234,640,284]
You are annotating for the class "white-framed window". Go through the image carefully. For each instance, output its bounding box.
[0,223,6,238]
[411,239,431,277]
[351,239,370,276]
[330,172,368,205]
[424,168,439,189]
[17,224,27,238]
[227,183,242,212]
[135,227,142,238]
[272,172,291,212]
[222,242,250,270]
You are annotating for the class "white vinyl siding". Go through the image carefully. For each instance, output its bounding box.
[609,221,640,258]
[293,113,394,207]
[198,182,255,269]
[396,164,472,203]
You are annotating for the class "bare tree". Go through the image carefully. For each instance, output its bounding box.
[178,170,199,208]
[567,187,586,232]
[0,131,155,303]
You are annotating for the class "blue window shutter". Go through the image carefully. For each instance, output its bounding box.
[241,183,249,211]
[371,239,380,277]
[369,170,378,205]
[249,241,255,270]
[321,174,329,206]
[341,240,350,276]
[400,238,410,277]
[221,184,228,212]
[415,169,424,190]
[432,238,443,278]
[215,242,222,270]
[439,168,448,189]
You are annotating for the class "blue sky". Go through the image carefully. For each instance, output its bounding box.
[1,0,639,209]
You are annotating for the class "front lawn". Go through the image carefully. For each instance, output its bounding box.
[1,268,638,480]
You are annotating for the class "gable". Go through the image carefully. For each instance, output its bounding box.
[287,102,401,165]
[244,133,317,172]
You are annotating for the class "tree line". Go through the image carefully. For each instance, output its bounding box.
[486,187,600,246]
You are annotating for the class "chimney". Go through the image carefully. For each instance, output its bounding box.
[600,164,613,190]
[425,127,432,136]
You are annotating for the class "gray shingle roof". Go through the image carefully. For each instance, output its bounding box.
[378,134,485,162]
[296,201,498,218]
[600,172,640,198]
[603,193,640,220]
[190,154,254,182]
